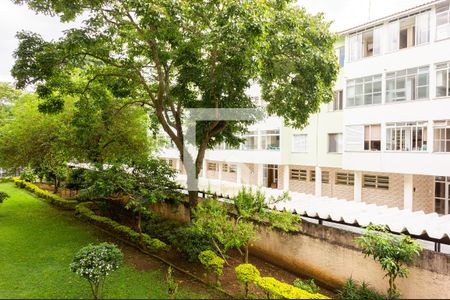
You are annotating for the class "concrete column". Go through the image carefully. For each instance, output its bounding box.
[404,174,414,211]
[354,171,362,202]
[315,166,322,197]
[218,163,223,182]
[176,159,181,172]
[201,159,207,178]
[283,165,289,191]
[236,163,242,184]
[257,164,264,187]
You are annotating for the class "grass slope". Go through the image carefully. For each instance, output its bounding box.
[0,182,207,299]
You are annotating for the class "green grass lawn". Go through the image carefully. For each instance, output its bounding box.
[0,182,211,299]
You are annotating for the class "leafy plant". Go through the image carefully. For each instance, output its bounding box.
[70,243,124,299]
[337,278,385,300]
[235,263,260,297]
[166,266,178,299]
[198,250,225,285]
[192,198,256,264]
[356,225,422,299]
[293,278,320,294]
[20,167,36,182]
[0,191,9,203]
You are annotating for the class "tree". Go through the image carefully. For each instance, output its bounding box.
[0,87,154,191]
[81,158,181,238]
[70,243,124,299]
[12,0,339,211]
[0,83,21,127]
[356,225,422,299]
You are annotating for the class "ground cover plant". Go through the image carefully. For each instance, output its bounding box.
[0,182,212,299]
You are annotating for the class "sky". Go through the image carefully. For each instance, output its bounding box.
[0,0,432,83]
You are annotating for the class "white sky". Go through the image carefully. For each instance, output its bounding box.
[0,0,432,83]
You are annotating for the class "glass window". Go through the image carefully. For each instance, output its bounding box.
[364,124,381,151]
[436,61,450,97]
[386,66,429,102]
[386,121,428,151]
[349,34,361,62]
[436,1,450,40]
[310,170,330,183]
[386,21,400,53]
[434,176,450,215]
[242,131,258,150]
[328,133,343,153]
[292,134,307,153]
[346,74,382,107]
[336,46,345,67]
[433,120,450,152]
[261,130,280,150]
[330,90,343,111]
[416,11,430,44]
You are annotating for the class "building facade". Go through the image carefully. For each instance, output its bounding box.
[162,0,450,216]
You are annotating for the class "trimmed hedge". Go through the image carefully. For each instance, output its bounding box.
[75,201,168,252]
[198,250,225,279]
[0,177,13,183]
[235,263,329,299]
[13,178,78,210]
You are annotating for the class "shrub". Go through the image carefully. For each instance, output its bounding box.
[0,191,10,203]
[20,167,36,182]
[293,278,320,294]
[356,224,422,298]
[198,250,225,285]
[235,263,261,297]
[337,278,385,300]
[13,178,78,209]
[75,202,168,252]
[166,266,178,299]
[234,263,328,299]
[70,243,123,299]
[257,277,329,299]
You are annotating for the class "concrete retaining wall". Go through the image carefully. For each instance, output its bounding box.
[151,201,450,299]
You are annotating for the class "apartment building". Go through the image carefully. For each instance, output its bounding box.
[162,0,450,216]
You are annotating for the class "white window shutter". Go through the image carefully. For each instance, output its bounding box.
[345,125,364,151]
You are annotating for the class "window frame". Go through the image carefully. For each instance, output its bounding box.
[292,134,308,153]
[363,174,390,190]
[207,162,218,171]
[433,120,450,152]
[364,124,382,151]
[346,74,382,107]
[290,168,307,181]
[328,133,343,153]
[336,172,355,186]
[385,121,428,152]
[385,66,430,103]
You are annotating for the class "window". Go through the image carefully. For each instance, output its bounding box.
[386,121,428,151]
[292,134,307,153]
[348,27,381,62]
[322,171,330,184]
[433,120,450,152]
[399,16,416,49]
[309,170,315,182]
[309,170,330,183]
[364,124,381,151]
[261,130,280,150]
[386,66,429,102]
[336,172,354,185]
[346,75,382,107]
[435,176,450,215]
[436,1,450,40]
[207,162,217,171]
[386,21,400,53]
[416,11,430,44]
[336,46,345,67]
[290,169,307,181]
[328,133,343,153]
[436,62,450,97]
[363,175,389,189]
[330,90,343,111]
[167,160,173,167]
[242,131,258,150]
[229,164,237,173]
[222,163,229,172]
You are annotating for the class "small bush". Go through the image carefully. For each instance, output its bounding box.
[293,278,320,294]
[198,250,225,285]
[235,263,261,297]
[70,243,123,299]
[337,278,385,300]
[20,167,36,182]
[234,263,328,299]
[13,178,77,209]
[143,216,213,262]
[75,202,167,252]
[0,191,10,203]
